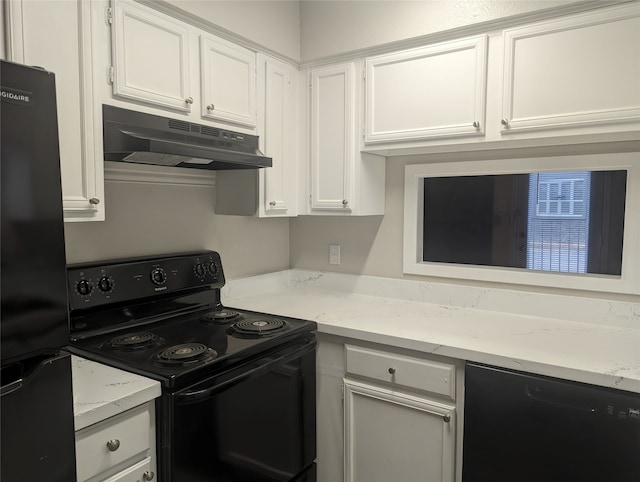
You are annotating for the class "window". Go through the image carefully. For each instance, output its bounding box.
[403,153,639,295]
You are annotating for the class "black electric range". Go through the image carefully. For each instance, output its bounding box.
[67,251,317,482]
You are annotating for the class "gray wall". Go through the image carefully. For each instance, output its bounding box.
[64,179,290,279]
[299,0,582,62]
[290,141,640,300]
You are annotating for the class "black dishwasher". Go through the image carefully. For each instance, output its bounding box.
[462,362,640,482]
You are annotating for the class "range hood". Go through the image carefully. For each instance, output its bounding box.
[103,105,271,170]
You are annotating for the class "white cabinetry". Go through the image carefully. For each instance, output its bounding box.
[5,0,104,221]
[215,54,298,217]
[343,345,457,482]
[500,3,640,135]
[75,402,156,482]
[257,53,297,216]
[111,0,192,112]
[200,34,256,128]
[308,61,385,216]
[361,3,640,156]
[110,0,258,131]
[365,35,487,143]
[316,335,463,482]
[344,380,455,482]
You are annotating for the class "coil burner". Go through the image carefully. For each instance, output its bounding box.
[156,343,217,366]
[107,332,160,351]
[200,309,241,324]
[230,319,287,338]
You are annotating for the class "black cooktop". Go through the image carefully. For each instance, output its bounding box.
[69,306,315,390]
[66,251,316,391]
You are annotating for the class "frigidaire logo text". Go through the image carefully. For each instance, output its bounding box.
[0,87,32,105]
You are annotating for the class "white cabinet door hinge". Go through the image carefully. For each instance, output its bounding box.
[106,6,113,25]
[108,66,115,84]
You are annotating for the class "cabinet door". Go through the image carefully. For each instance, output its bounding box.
[200,34,256,128]
[111,0,192,112]
[365,35,487,144]
[5,0,104,221]
[501,4,640,134]
[257,54,297,216]
[310,63,355,212]
[344,379,455,482]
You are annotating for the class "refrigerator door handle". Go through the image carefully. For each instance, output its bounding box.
[0,378,23,397]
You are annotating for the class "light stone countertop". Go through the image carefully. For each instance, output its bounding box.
[223,270,640,393]
[71,355,161,431]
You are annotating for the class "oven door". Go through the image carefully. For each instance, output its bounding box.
[163,335,316,482]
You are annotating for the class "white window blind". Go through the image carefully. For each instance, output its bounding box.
[527,172,591,273]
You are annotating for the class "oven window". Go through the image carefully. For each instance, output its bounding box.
[169,341,316,482]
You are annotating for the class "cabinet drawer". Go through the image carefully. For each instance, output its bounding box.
[76,404,151,481]
[345,345,455,400]
[103,457,152,482]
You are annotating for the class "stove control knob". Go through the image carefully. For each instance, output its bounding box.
[76,279,93,296]
[194,263,206,278]
[208,261,218,277]
[98,276,114,293]
[150,267,167,285]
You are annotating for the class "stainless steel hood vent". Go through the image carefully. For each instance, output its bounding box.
[103,105,271,170]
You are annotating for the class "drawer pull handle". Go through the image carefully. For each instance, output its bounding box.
[388,367,396,375]
[106,439,120,451]
[443,413,451,423]
[143,471,155,481]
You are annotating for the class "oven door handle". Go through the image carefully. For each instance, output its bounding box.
[176,338,315,405]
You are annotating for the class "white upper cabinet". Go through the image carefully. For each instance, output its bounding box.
[200,35,257,128]
[365,35,488,144]
[5,0,104,222]
[500,3,640,135]
[111,0,192,112]
[257,54,297,216]
[310,63,355,212]
[308,61,385,215]
[215,54,298,217]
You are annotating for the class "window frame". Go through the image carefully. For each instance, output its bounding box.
[403,153,640,295]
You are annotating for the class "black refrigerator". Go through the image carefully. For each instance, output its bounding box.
[1,60,77,481]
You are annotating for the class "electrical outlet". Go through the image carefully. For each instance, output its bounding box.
[329,244,341,265]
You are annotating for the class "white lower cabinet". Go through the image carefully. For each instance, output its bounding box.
[75,402,156,482]
[343,379,456,482]
[316,335,463,482]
